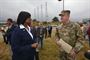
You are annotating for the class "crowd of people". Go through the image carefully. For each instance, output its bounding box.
[0,10,90,60]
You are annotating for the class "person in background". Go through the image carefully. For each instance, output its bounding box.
[47,25,52,37]
[36,24,44,49]
[79,23,84,32]
[5,18,16,44]
[83,23,88,39]
[31,25,40,60]
[87,23,90,47]
[11,11,38,60]
[0,26,7,44]
[44,26,48,38]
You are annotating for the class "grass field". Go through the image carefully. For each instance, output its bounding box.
[39,38,60,60]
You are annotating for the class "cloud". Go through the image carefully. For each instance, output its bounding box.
[0,0,90,22]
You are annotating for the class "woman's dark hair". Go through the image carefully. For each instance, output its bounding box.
[17,11,31,25]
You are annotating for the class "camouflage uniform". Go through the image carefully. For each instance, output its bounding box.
[55,21,84,60]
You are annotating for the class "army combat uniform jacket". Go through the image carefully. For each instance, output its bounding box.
[55,21,84,60]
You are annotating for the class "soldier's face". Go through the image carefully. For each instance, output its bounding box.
[60,15,69,22]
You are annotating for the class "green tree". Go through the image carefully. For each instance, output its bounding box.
[52,17,59,22]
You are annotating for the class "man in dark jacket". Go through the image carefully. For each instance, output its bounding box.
[36,25,44,48]
[47,25,52,37]
[5,18,16,44]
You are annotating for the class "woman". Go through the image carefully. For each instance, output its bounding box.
[11,11,38,60]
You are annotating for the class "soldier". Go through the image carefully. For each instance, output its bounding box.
[55,10,84,60]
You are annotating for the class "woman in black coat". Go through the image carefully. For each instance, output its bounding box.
[11,11,38,60]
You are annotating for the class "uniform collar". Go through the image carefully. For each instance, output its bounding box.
[62,21,70,26]
[19,24,25,29]
[19,24,31,31]
[19,24,33,39]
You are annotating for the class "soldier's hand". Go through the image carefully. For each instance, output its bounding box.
[31,43,38,48]
[70,48,76,59]
[56,41,61,47]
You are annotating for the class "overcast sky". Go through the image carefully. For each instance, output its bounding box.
[0,0,90,22]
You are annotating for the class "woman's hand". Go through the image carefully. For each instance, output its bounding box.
[31,43,38,48]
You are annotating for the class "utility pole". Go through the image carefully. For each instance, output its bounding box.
[45,2,48,21]
[41,4,43,21]
[34,8,36,19]
[58,0,64,10]
[37,7,39,20]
